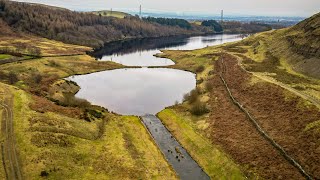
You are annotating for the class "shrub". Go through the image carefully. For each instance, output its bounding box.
[40,170,49,177]
[86,109,104,119]
[8,72,18,84]
[195,65,205,73]
[61,93,90,108]
[48,60,61,67]
[33,73,43,84]
[190,101,209,116]
[196,78,204,84]
[183,88,200,104]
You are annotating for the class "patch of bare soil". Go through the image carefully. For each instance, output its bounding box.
[206,53,319,179]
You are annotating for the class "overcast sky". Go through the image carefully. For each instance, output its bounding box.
[16,0,320,17]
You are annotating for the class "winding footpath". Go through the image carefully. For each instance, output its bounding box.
[235,56,320,109]
[0,87,22,180]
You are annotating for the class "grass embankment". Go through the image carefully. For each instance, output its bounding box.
[0,35,177,178]
[158,109,244,179]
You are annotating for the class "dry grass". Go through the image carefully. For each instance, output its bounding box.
[0,34,91,56]
[0,82,177,179]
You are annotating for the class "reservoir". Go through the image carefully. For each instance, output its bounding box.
[70,34,243,115]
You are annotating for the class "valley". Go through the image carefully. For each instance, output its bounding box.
[0,0,319,179]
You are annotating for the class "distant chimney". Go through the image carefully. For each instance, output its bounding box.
[221,10,224,23]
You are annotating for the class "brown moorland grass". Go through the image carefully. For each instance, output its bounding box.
[211,54,320,178]
[158,40,320,178]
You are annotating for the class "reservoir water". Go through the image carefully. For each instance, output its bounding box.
[92,34,243,67]
[68,68,196,115]
[70,34,243,115]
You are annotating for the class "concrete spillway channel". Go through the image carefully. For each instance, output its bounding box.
[141,115,210,180]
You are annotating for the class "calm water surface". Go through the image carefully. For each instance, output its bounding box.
[93,34,243,66]
[69,68,196,115]
[71,34,243,115]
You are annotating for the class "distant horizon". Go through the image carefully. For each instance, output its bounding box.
[15,0,319,17]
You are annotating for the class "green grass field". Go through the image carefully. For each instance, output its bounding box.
[0,54,12,60]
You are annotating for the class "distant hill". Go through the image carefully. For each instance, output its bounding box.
[91,10,131,18]
[0,0,211,48]
[240,12,320,79]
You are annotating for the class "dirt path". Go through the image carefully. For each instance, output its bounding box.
[0,87,22,180]
[235,55,320,109]
[252,73,320,109]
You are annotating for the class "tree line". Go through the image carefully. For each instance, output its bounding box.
[0,0,209,48]
[201,20,223,32]
[143,17,192,29]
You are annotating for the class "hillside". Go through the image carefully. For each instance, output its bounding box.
[0,0,211,48]
[241,12,320,79]
[155,12,320,179]
[0,18,179,179]
[92,10,131,18]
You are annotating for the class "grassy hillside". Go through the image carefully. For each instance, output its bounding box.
[242,12,320,79]
[0,25,177,179]
[157,12,320,179]
[92,10,131,18]
[0,82,176,179]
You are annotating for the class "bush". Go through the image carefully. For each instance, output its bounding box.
[196,78,204,84]
[8,72,18,84]
[183,88,200,104]
[61,93,90,108]
[195,65,205,73]
[33,73,43,84]
[48,60,61,67]
[190,101,209,116]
